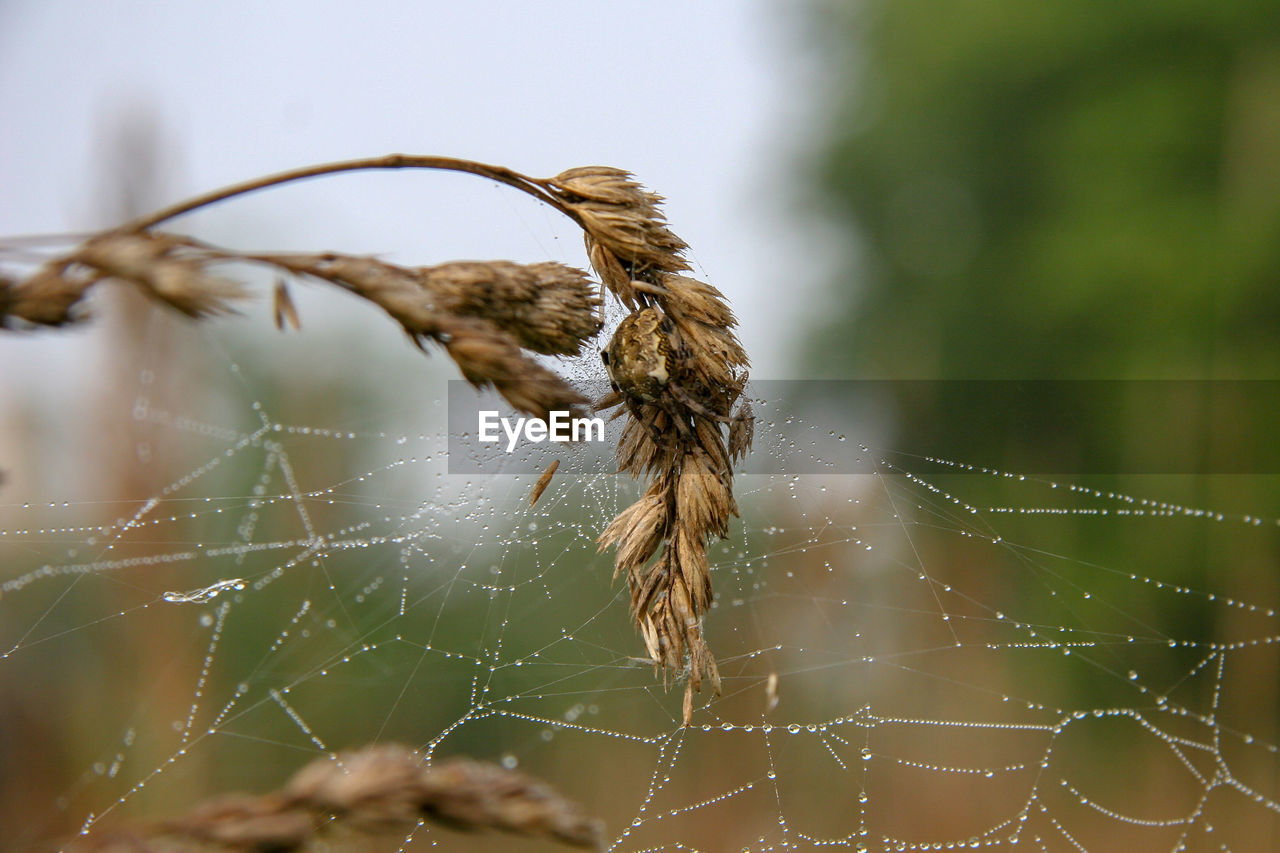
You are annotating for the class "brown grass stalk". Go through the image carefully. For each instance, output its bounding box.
[67,743,605,851]
[0,154,754,730]
[548,168,755,723]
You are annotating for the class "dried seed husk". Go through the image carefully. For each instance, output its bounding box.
[437,315,587,421]
[580,170,753,716]
[638,613,662,664]
[529,458,559,507]
[3,263,90,326]
[674,528,712,612]
[615,496,668,573]
[694,418,733,474]
[161,794,311,848]
[765,672,780,714]
[420,260,601,356]
[71,743,604,851]
[74,232,248,318]
[586,239,636,309]
[729,399,755,463]
[549,167,690,296]
[662,275,736,327]
[676,456,717,538]
[273,278,301,331]
[551,166,655,206]
[632,558,669,619]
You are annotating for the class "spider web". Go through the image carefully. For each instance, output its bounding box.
[2,277,1279,853]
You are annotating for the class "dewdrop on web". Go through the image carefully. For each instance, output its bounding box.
[162,578,245,604]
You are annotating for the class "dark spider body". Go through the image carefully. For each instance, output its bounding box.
[602,307,673,402]
[602,307,735,471]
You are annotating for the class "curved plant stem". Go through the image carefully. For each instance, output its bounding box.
[124,154,579,232]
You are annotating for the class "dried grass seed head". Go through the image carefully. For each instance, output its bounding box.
[437,315,588,421]
[284,743,426,829]
[548,167,690,302]
[529,458,560,507]
[2,262,91,327]
[614,409,674,476]
[550,166,659,207]
[597,491,667,577]
[5,232,249,326]
[421,260,602,356]
[729,398,755,462]
[415,757,606,848]
[71,743,605,851]
[661,274,736,328]
[581,177,753,705]
[161,794,310,849]
[261,253,595,420]
[1,154,755,729]
[74,232,248,318]
[262,253,601,355]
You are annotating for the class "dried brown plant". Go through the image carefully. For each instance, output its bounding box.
[530,458,560,506]
[542,168,754,724]
[245,253,601,420]
[67,743,605,851]
[2,154,752,765]
[2,227,601,421]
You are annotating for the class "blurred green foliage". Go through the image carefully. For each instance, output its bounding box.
[805,0,1280,386]
[798,0,1280,716]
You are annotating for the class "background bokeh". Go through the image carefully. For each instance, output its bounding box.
[801,0,1280,753]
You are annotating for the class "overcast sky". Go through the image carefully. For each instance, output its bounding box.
[1,1,841,377]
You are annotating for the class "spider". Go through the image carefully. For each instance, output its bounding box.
[600,307,731,452]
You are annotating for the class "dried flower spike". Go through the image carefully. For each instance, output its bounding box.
[545,167,690,309]
[69,743,605,851]
[530,458,560,506]
[80,232,248,318]
[1,154,754,727]
[272,278,301,331]
[572,170,753,724]
[252,253,600,420]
